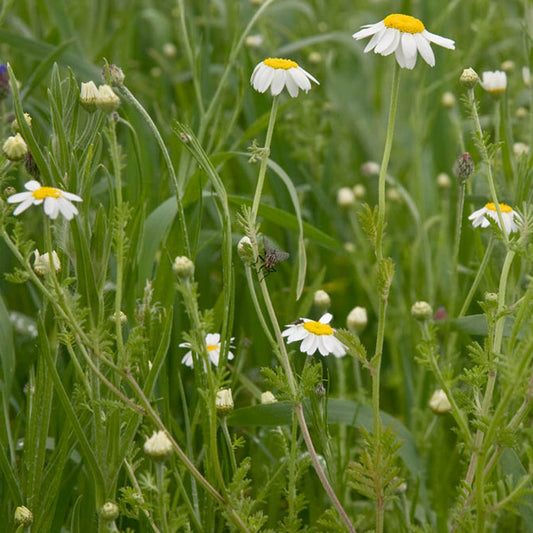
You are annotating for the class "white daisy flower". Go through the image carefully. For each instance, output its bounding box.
[250,58,319,97]
[180,333,235,369]
[282,313,346,358]
[468,202,521,236]
[480,71,507,97]
[352,13,455,70]
[7,180,82,220]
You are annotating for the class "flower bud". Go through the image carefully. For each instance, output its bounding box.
[429,389,452,414]
[144,430,173,461]
[361,161,380,178]
[353,184,366,199]
[436,172,451,189]
[523,67,531,88]
[79,81,99,112]
[453,152,474,183]
[3,133,28,161]
[102,64,125,87]
[14,506,33,527]
[162,43,178,58]
[347,306,367,334]
[315,382,326,398]
[99,501,119,521]
[108,311,128,325]
[12,113,32,133]
[4,186,16,197]
[386,187,402,202]
[33,250,61,276]
[308,51,322,64]
[441,91,456,108]
[484,292,498,310]
[216,388,234,414]
[480,71,507,98]
[337,187,355,208]
[313,290,331,314]
[261,391,277,404]
[500,60,515,72]
[411,301,433,322]
[460,68,479,88]
[513,142,529,158]
[237,236,254,263]
[172,255,195,280]
[96,84,120,113]
[515,107,528,119]
[245,35,264,48]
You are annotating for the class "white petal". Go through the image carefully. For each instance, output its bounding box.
[209,350,220,366]
[62,191,83,202]
[57,198,78,220]
[255,65,275,93]
[375,28,396,54]
[227,350,235,361]
[394,46,407,69]
[181,351,193,367]
[206,333,220,344]
[270,69,286,95]
[300,334,316,354]
[364,28,386,53]
[299,66,319,86]
[289,67,311,91]
[25,180,42,191]
[380,29,401,56]
[317,337,330,356]
[352,21,384,40]
[414,33,435,66]
[250,62,264,84]
[287,328,308,342]
[401,33,417,60]
[7,191,32,204]
[284,77,299,98]
[422,30,455,50]
[12,197,34,215]
[44,197,59,219]
[319,313,332,324]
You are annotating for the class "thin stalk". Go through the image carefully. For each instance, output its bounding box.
[220,417,237,475]
[251,96,279,223]
[449,181,466,316]
[155,462,170,533]
[117,84,190,255]
[467,87,508,246]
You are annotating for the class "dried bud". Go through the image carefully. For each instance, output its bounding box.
[216,388,234,414]
[0,64,10,100]
[347,306,367,333]
[24,151,39,178]
[337,187,355,208]
[79,81,99,112]
[3,133,28,161]
[453,152,474,183]
[429,389,452,414]
[99,501,119,521]
[315,382,326,397]
[441,91,456,108]
[33,250,61,276]
[172,256,195,280]
[313,290,331,313]
[12,113,32,133]
[144,430,173,460]
[460,68,479,88]
[437,172,451,189]
[411,301,433,322]
[4,186,16,197]
[261,391,277,404]
[14,506,33,527]
[102,63,125,87]
[95,84,120,113]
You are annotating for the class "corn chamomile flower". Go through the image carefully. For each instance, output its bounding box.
[282,313,346,357]
[468,202,521,236]
[7,180,82,220]
[250,58,319,97]
[480,71,507,97]
[180,333,235,368]
[352,14,455,70]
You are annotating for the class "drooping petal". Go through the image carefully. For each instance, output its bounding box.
[7,191,32,204]
[375,28,397,54]
[364,27,386,53]
[380,29,401,56]
[352,21,385,40]
[422,30,455,50]
[12,197,34,215]
[270,69,286,95]
[44,197,59,219]
[414,33,435,66]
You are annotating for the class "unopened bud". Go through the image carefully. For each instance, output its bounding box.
[411,301,433,321]
[173,255,195,280]
[12,113,32,133]
[261,391,277,404]
[14,506,33,527]
[361,161,380,178]
[453,152,474,183]
[337,187,355,208]
[437,172,451,189]
[237,236,254,263]
[99,501,119,521]
[484,292,498,309]
[216,388,234,414]
[347,306,367,333]
[3,133,28,161]
[96,84,120,113]
[102,64,125,87]
[308,51,322,64]
[387,187,402,202]
[353,184,366,199]
[315,382,326,398]
[500,60,515,72]
[460,68,479,88]
[109,311,128,325]
[144,430,173,460]
[245,35,264,48]
[33,250,61,276]
[162,43,178,58]
[313,290,331,313]
[429,389,452,414]
[515,107,528,119]
[513,142,529,158]
[441,91,456,108]
[79,81,99,112]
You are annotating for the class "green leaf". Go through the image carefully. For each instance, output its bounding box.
[0,294,15,395]
[500,448,533,531]
[453,314,519,338]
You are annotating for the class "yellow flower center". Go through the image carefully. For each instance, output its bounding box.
[206,344,218,352]
[384,14,424,33]
[485,202,512,213]
[303,321,333,336]
[263,58,298,70]
[32,187,62,200]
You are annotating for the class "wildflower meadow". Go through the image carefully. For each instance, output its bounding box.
[1,1,533,532]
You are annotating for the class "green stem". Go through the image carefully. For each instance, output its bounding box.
[220,417,237,475]
[251,96,279,224]
[449,182,466,316]
[467,87,507,245]
[156,462,170,533]
[117,85,190,255]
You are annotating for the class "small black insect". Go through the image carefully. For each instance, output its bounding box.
[257,237,290,277]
